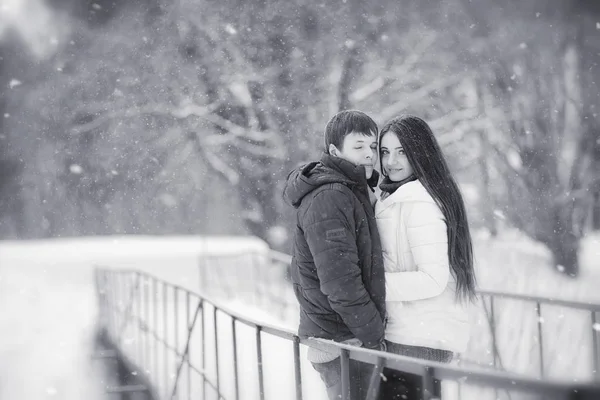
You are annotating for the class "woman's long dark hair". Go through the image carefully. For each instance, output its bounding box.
[379,115,477,302]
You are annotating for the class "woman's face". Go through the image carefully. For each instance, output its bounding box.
[380,132,414,182]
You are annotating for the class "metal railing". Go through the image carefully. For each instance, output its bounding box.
[199,250,296,321]
[95,267,600,400]
[200,250,600,381]
[477,290,600,380]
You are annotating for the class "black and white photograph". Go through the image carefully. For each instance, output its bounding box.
[1,0,599,399]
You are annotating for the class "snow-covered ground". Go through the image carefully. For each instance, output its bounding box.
[1,231,598,400]
[0,235,268,400]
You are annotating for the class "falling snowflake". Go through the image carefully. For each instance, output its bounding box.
[557,265,566,273]
[519,43,527,50]
[493,210,507,221]
[597,22,600,30]
[9,79,22,89]
[224,24,237,35]
[3,113,9,118]
[69,164,83,174]
[92,3,102,10]
[593,323,600,332]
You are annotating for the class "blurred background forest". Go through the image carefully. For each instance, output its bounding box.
[1,0,599,276]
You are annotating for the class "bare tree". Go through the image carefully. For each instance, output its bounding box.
[461,0,600,275]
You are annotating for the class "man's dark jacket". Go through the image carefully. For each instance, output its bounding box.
[283,153,386,349]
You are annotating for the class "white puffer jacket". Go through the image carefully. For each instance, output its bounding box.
[375,180,470,353]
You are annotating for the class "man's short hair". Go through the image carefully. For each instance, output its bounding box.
[324,110,378,154]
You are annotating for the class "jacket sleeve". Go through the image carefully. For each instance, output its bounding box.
[302,188,385,348]
[385,201,450,302]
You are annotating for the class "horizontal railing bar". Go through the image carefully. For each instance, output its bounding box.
[477,289,600,311]
[313,339,600,396]
[268,250,292,264]
[200,251,600,313]
[93,266,204,302]
[105,385,149,394]
[91,350,118,359]
[98,267,600,396]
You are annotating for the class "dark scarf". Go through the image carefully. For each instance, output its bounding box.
[379,175,418,196]
[320,153,380,192]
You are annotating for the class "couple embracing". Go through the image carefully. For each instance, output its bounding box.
[283,110,477,400]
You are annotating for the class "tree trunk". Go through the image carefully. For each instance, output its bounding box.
[546,231,579,277]
[544,205,580,276]
[338,44,363,111]
[593,190,600,230]
[477,84,497,236]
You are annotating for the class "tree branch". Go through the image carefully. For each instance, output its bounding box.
[349,32,437,104]
[70,102,220,134]
[376,73,471,122]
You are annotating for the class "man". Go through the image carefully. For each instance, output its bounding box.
[283,110,386,399]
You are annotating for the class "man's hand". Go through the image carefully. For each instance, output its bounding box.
[364,341,387,352]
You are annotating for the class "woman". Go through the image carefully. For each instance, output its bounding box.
[374,115,477,399]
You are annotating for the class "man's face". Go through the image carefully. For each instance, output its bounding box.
[330,131,378,179]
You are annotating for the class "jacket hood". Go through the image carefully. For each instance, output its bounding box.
[283,154,372,208]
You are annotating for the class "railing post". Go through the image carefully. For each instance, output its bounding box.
[232,317,240,400]
[93,269,104,329]
[489,295,498,368]
[153,276,159,383]
[340,349,350,400]
[173,286,179,400]
[213,306,221,398]
[421,366,436,400]
[256,326,265,400]
[163,281,169,399]
[293,336,303,400]
[143,274,150,375]
[488,295,500,400]
[592,311,600,381]
[135,272,142,366]
[365,356,383,400]
[536,301,545,377]
[107,270,114,337]
[188,292,194,400]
